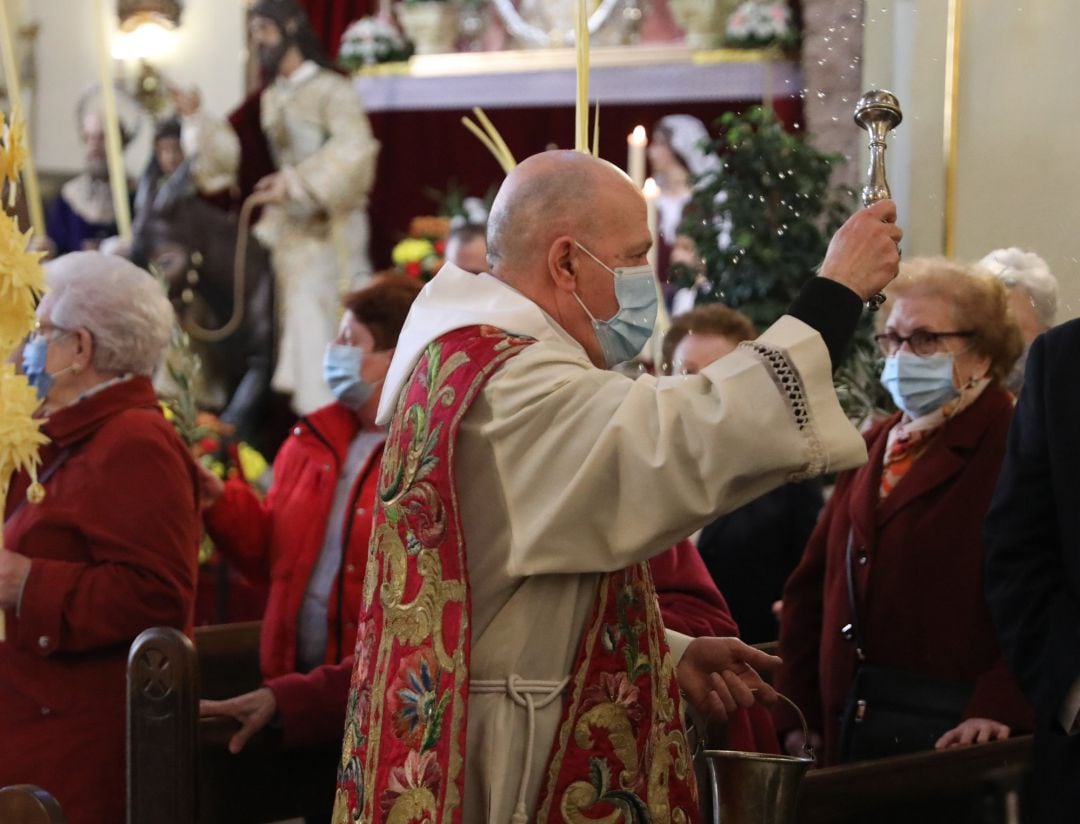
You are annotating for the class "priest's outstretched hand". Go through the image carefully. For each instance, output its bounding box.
[676,636,782,723]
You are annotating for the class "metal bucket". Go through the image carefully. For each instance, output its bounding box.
[700,693,815,824]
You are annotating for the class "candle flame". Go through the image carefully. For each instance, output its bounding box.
[643,177,660,198]
[629,125,648,146]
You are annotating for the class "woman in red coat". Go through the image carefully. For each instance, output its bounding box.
[200,275,421,689]
[0,252,201,824]
[775,258,1034,765]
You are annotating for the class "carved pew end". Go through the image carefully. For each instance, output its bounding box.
[0,784,67,824]
[127,627,199,824]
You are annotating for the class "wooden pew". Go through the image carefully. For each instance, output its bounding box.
[797,734,1033,824]
[0,786,66,824]
[127,624,339,824]
[132,626,1032,823]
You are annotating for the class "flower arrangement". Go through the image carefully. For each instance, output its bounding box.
[338,15,414,71]
[0,113,46,498]
[724,0,798,51]
[157,313,270,564]
[161,403,271,564]
[391,216,451,281]
[0,109,47,640]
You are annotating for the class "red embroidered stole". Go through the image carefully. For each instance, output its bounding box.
[334,325,699,824]
[534,563,701,823]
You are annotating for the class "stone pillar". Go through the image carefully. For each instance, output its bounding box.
[799,0,864,190]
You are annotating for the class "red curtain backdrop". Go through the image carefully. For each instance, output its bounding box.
[364,96,803,270]
[298,0,375,59]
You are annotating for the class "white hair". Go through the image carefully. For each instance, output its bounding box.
[43,251,175,377]
[979,247,1058,328]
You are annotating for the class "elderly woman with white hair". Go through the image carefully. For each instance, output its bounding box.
[980,247,1059,393]
[0,252,201,824]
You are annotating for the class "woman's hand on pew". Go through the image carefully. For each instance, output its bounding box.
[934,717,1011,750]
[199,687,278,754]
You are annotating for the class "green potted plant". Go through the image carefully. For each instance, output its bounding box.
[676,105,890,422]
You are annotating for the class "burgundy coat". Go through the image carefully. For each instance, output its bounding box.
[204,402,382,679]
[0,377,200,824]
[774,384,1034,764]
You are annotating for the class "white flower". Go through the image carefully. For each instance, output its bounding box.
[726,0,791,43]
[340,15,409,64]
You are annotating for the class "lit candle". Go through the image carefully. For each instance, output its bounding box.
[93,0,132,240]
[627,125,647,190]
[0,0,45,238]
[642,177,669,367]
[643,176,660,269]
[575,0,590,152]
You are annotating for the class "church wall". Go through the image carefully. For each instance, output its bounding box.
[28,0,246,177]
[863,0,1080,320]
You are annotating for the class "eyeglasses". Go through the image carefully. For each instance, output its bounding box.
[29,323,73,345]
[873,330,974,357]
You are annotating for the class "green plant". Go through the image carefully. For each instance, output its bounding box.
[678,105,892,422]
[423,177,497,223]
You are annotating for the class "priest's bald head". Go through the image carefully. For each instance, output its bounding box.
[486,150,653,369]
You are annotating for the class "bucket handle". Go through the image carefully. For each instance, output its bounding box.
[687,687,816,762]
[773,691,816,761]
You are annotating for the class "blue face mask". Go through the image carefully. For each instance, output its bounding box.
[22,333,75,401]
[323,344,376,410]
[880,351,959,418]
[572,241,659,368]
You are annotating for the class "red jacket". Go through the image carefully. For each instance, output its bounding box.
[0,377,200,824]
[205,402,383,679]
[269,541,779,755]
[774,385,1034,764]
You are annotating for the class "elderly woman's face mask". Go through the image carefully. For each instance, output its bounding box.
[880,351,960,418]
[22,327,77,401]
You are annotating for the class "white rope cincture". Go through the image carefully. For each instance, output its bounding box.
[470,675,571,824]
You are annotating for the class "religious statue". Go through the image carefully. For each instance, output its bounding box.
[174,0,379,415]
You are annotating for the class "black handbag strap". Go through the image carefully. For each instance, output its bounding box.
[844,528,867,662]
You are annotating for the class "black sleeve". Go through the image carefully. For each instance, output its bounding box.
[984,332,1080,716]
[786,278,864,370]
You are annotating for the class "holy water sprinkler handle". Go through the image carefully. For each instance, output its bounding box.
[854,90,903,312]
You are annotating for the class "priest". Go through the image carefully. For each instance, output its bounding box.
[334,150,902,824]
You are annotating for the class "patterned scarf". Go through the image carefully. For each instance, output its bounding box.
[879,378,990,499]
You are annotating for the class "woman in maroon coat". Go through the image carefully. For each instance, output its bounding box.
[0,252,200,824]
[775,258,1034,765]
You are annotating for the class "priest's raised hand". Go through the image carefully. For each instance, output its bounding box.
[819,198,903,302]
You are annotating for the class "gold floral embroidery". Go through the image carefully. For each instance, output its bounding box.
[345,330,536,824]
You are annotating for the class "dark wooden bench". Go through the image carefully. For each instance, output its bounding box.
[130,626,1033,823]
[797,734,1032,824]
[0,786,66,824]
[127,623,339,824]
